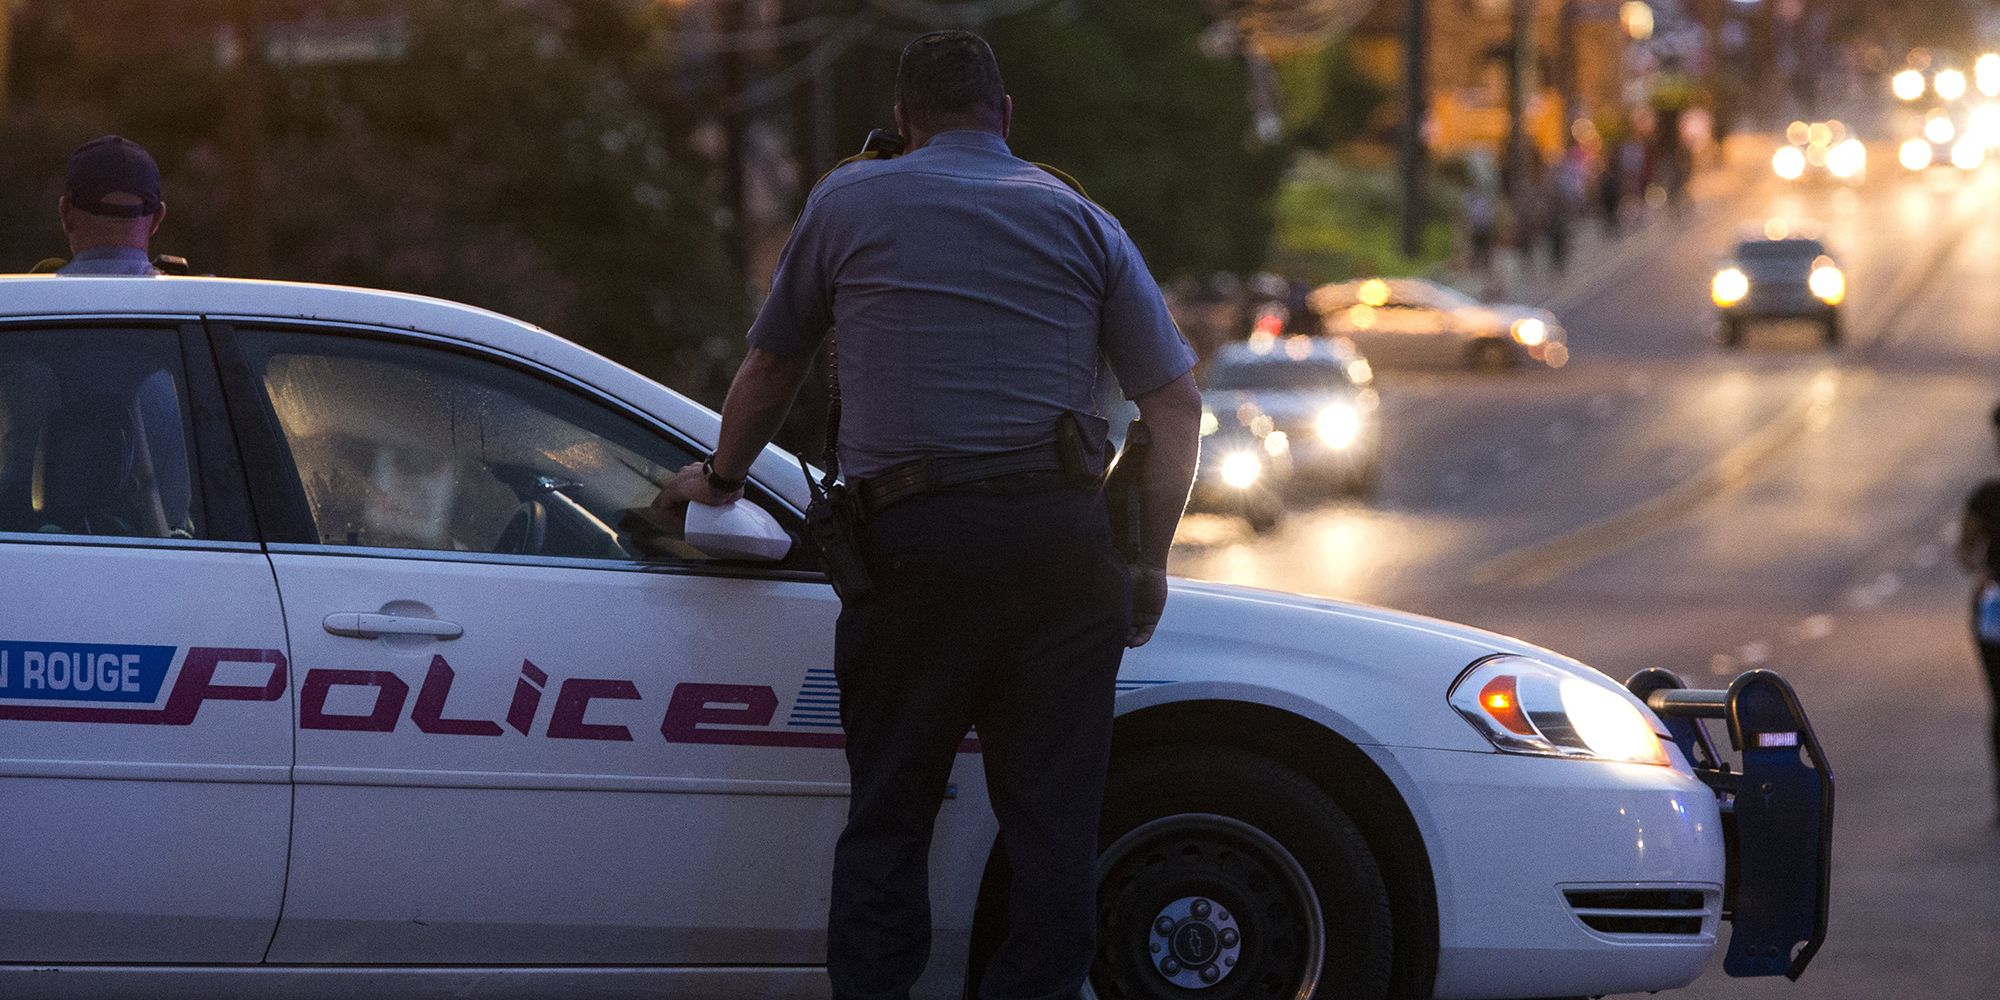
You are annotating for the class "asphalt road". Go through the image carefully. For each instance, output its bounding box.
[1167,141,2000,998]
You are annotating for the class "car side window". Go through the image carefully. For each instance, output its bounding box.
[0,327,204,540]
[233,329,756,564]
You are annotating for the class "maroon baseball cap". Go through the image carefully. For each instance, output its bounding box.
[65,135,162,218]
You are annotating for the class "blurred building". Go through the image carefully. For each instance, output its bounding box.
[1348,0,1633,158]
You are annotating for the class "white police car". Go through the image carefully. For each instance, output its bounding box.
[0,277,1828,999]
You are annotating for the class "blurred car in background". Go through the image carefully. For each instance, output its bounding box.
[1191,336,1381,531]
[1309,277,1569,371]
[1772,120,1866,183]
[1897,106,1988,171]
[1710,227,1845,348]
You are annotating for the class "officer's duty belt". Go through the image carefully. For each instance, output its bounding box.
[854,444,1080,518]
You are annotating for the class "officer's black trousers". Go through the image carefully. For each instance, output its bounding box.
[829,487,1131,1000]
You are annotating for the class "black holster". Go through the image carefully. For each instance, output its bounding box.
[802,457,875,605]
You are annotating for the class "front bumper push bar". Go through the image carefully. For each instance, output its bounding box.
[1626,668,1833,981]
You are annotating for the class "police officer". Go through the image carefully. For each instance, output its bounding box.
[655,30,1201,1000]
[15,135,192,536]
[39,135,170,276]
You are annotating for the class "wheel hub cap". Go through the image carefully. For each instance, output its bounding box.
[1147,895,1242,989]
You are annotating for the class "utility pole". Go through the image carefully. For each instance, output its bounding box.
[719,0,749,275]
[0,0,15,117]
[1397,0,1428,259]
[1557,0,1579,132]
[1505,0,1538,242]
[224,0,269,276]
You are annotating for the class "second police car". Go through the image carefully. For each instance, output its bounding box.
[0,276,1829,1000]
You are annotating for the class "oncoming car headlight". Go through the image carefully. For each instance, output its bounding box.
[1711,267,1749,307]
[1200,408,1220,437]
[1449,655,1670,766]
[1314,402,1362,450]
[1808,258,1845,304]
[1510,316,1549,346]
[1219,450,1262,489]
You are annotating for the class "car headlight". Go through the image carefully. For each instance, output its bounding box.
[1314,402,1362,450]
[1711,267,1749,307]
[1953,136,1986,169]
[1937,68,1969,101]
[1219,450,1262,489]
[1926,112,1957,145]
[1808,259,1845,304]
[1826,138,1866,179]
[1200,409,1220,437]
[1893,68,1926,101]
[1449,655,1670,766]
[1771,145,1806,180]
[1510,316,1549,346]
[1901,136,1935,170]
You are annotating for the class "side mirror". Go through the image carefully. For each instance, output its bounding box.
[684,499,794,562]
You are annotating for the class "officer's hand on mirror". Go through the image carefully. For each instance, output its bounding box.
[1128,565,1168,648]
[653,461,743,513]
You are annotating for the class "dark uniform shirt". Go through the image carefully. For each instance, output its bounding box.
[746,130,1196,478]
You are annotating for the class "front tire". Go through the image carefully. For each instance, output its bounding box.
[1468,338,1517,371]
[1089,748,1395,1000]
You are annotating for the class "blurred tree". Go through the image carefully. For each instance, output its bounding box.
[985,0,1287,278]
[0,0,745,397]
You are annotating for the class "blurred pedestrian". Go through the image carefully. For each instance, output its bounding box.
[1465,186,1497,279]
[37,135,169,276]
[1954,401,2000,821]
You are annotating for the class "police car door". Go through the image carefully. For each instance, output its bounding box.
[0,321,292,963]
[212,323,855,970]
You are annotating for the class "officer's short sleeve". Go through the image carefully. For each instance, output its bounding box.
[746,194,836,357]
[1099,225,1197,399]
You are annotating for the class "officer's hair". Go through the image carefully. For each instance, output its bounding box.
[895,30,1005,133]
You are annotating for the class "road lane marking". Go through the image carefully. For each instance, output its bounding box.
[1464,368,1849,587]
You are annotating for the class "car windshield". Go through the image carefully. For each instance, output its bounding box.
[1205,359,1352,391]
[1736,238,1824,262]
[1422,283,1480,310]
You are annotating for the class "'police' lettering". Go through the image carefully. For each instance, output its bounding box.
[300,669,409,732]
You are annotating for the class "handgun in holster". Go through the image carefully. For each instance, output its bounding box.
[800,454,874,605]
[1102,419,1150,565]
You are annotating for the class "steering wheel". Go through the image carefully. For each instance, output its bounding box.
[494,499,549,555]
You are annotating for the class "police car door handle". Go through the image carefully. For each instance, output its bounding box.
[322,612,464,641]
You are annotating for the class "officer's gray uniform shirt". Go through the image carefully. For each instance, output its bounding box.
[747,130,1196,479]
[57,245,160,276]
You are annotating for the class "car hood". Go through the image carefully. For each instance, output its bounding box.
[1203,388,1355,426]
[1121,578,1624,751]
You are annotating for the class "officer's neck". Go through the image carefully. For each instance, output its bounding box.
[903,125,1007,152]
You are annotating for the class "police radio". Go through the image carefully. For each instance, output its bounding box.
[858,128,904,158]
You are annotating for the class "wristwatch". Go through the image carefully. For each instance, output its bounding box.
[703,454,745,494]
